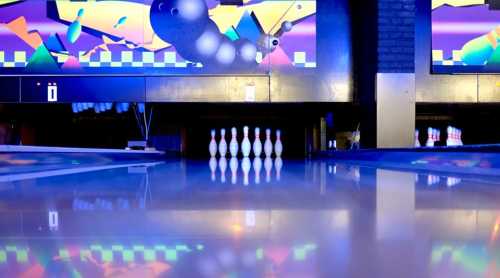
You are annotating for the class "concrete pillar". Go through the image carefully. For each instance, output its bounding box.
[376,73,416,148]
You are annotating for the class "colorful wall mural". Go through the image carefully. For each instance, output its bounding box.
[0,0,316,74]
[432,0,500,73]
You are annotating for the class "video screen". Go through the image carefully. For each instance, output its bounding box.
[0,0,316,75]
[432,0,500,73]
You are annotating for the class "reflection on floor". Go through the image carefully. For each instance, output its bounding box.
[0,158,499,277]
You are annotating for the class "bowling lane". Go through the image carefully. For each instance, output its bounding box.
[0,158,499,277]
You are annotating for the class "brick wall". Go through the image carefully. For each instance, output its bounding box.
[378,0,415,73]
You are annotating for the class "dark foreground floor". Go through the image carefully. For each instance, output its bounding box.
[0,157,499,277]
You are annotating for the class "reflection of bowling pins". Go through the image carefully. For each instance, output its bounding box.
[219,157,227,183]
[209,157,217,182]
[446,176,461,187]
[274,157,282,181]
[253,157,262,184]
[275,130,283,157]
[230,157,238,184]
[242,157,251,186]
[230,127,239,157]
[209,129,217,157]
[427,174,440,186]
[264,156,273,183]
[353,166,360,183]
[219,129,227,157]
[264,129,273,157]
[242,126,251,157]
[253,127,262,157]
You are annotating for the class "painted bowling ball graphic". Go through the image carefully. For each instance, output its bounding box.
[150,0,209,44]
[149,0,258,69]
[235,38,257,65]
[174,19,222,63]
[215,37,237,66]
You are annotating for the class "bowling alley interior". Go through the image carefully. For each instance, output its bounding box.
[1,0,500,277]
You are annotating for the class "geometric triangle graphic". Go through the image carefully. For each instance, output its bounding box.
[5,16,44,49]
[45,33,67,53]
[235,10,263,44]
[224,26,240,41]
[61,55,81,70]
[259,46,293,66]
[26,43,60,72]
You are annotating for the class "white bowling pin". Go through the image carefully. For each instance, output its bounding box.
[453,128,458,146]
[253,127,262,157]
[274,157,283,181]
[426,127,434,147]
[230,157,238,184]
[415,129,421,147]
[242,157,251,186]
[264,129,273,157]
[241,126,251,157]
[219,129,227,157]
[459,129,463,146]
[219,157,227,183]
[230,127,239,157]
[209,157,217,182]
[449,128,453,146]
[274,130,283,157]
[253,157,262,184]
[209,129,217,157]
[264,156,273,183]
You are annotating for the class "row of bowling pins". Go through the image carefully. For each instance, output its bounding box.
[72,102,146,114]
[209,126,282,158]
[446,126,463,146]
[415,126,463,147]
[209,157,282,185]
[425,128,441,147]
[423,174,461,187]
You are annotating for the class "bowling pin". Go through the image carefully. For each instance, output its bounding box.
[242,157,251,186]
[209,129,217,157]
[230,127,239,157]
[219,157,227,183]
[446,126,453,146]
[100,103,106,112]
[253,157,262,184]
[264,156,273,183]
[253,127,262,157]
[426,127,434,147]
[275,157,283,181]
[415,129,421,147]
[264,129,273,157]
[67,8,84,43]
[105,102,112,111]
[453,127,457,146]
[219,129,227,157]
[209,157,217,182]
[459,129,463,146]
[275,129,283,157]
[241,126,251,157]
[230,157,238,184]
